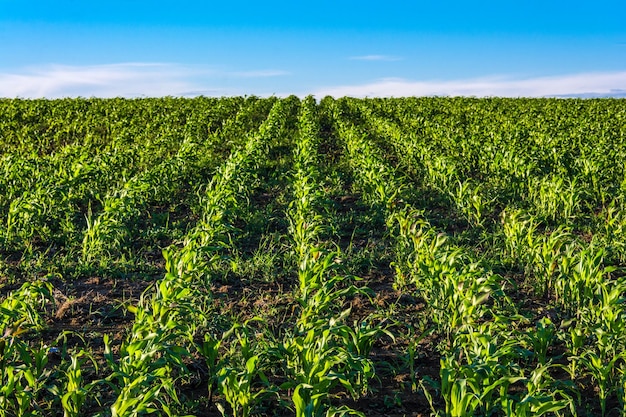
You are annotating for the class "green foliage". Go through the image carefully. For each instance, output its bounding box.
[1,96,626,416]
[0,281,53,417]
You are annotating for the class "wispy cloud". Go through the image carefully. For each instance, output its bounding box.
[349,55,402,61]
[0,63,195,98]
[4,64,626,98]
[315,71,626,98]
[0,63,289,98]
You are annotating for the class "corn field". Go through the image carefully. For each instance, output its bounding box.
[1,96,625,416]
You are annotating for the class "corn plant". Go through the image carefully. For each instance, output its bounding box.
[501,208,538,269]
[57,350,99,417]
[501,363,573,417]
[389,206,429,289]
[0,342,53,417]
[527,175,583,225]
[106,294,198,416]
[196,333,221,401]
[424,323,572,417]
[525,317,557,365]
[0,281,53,416]
[282,322,373,417]
[576,350,625,416]
[216,323,274,417]
[530,226,573,301]
[553,247,616,318]
[596,200,626,263]
[450,180,493,227]
[394,217,504,336]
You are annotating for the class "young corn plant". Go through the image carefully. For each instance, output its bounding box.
[501,363,573,417]
[389,206,429,290]
[0,343,53,417]
[501,208,580,302]
[527,175,582,225]
[424,323,572,417]
[450,180,493,228]
[335,320,393,396]
[501,208,538,270]
[0,281,54,417]
[619,365,626,417]
[553,247,616,319]
[530,226,573,301]
[424,325,523,417]
[396,218,503,337]
[596,200,626,263]
[58,350,100,417]
[576,350,625,417]
[524,317,556,366]
[216,323,274,417]
[281,320,372,417]
[106,277,201,417]
[196,333,222,402]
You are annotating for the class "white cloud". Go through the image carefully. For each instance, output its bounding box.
[0,63,289,98]
[315,71,626,98]
[349,55,402,61]
[0,63,195,98]
[4,64,626,99]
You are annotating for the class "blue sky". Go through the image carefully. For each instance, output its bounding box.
[1,0,625,97]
